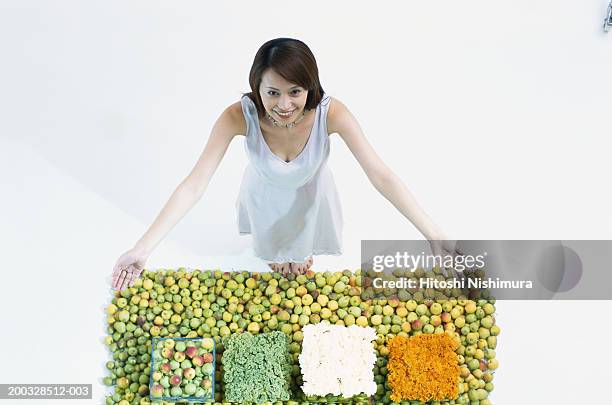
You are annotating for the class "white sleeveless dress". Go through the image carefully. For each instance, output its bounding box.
[237,94,343,263]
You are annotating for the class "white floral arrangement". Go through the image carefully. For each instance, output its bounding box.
[299,321,377,398]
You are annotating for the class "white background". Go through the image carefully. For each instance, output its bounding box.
[1,1,611,404]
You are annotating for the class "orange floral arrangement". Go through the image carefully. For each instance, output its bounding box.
[388,333,460,402]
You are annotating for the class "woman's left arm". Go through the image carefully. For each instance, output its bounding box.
[328,98,453,253]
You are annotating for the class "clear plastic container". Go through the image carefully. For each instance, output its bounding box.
[149,337,216,402]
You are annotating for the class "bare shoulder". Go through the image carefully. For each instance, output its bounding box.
[326,97,353,135]
[219,100,247,137]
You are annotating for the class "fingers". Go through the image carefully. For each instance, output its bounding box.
[431,240,453,276]
[445,240,460,257]
[454,243,465,257]
[111,262,124,288]
[112,265,128,290]
[111,269,119,289]
[444,241,467,277]
[130,268,143,287]
[441,239,465,259]
[430,239,467,276]
[119,268,132,291]
[112,254,133,290]
[124,267,142,289]
[114,270,126,291]
[112,264,142,291]
[126,270,136,288]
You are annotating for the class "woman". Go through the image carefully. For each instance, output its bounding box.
[112,38,457,291]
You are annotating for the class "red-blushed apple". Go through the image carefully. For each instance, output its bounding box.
[186,346,198,359]
[202,353,213,364]
[430,315,441,327]
[201,379,212,390]
[162,348,174,359]
[183,368,196,380]
[348,287,360,297]
[441,312,452,323]
[170,375,181,386]
[151,384,164,398]
[174,351,186,362]
[411,320,423,330]
[160,363,172,374]
[192,356,204,367]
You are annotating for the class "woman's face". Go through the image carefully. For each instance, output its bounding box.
[259,69,308,124]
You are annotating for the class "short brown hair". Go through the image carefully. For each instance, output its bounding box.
[244,38,325,117]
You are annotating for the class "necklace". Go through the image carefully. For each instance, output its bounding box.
[265,110,306,129]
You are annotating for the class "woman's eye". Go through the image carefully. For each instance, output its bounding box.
[266,90,301,96]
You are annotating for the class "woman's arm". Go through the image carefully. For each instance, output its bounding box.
[328,98,446,242]
[133,101,245,255]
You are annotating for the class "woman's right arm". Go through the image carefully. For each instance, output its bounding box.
[112,101,245,290]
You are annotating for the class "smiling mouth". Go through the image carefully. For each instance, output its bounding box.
[274,110,295,118]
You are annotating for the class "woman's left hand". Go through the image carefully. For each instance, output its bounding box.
[428,237,465,276]
[428,238,462,257]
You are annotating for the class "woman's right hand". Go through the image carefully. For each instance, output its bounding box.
[112,247,149,291]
